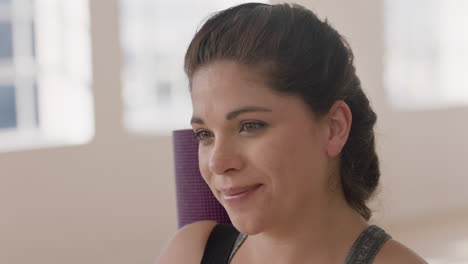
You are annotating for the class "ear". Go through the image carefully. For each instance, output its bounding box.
[325,100,352,157]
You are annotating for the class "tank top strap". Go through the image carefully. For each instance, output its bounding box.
[228,232,247,263]
[343,225,392,264]
[201,224,240,264]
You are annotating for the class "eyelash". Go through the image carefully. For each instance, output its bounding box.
[193,121,268,143]
[240,121,267,133]
[193,130,213,143]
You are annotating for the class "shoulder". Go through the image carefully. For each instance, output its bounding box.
[155,220,218,264]
[373,238,427,264]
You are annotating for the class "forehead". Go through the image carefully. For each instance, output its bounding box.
[191,61,285,110]
[190,60,316,125]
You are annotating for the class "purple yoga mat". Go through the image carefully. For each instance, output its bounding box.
[172,129,231,228]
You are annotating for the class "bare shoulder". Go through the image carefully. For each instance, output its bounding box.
[373,238,427,264]
[155,220,218,264]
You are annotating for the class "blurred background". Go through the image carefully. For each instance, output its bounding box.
[1,0,467,263]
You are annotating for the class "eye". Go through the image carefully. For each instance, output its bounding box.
[240,121,267,133]
[193,130,213,143]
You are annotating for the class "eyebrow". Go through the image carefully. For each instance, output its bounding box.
[190,106,272,125]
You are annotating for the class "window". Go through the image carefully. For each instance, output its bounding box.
[385,0,468,110]
[120,0,267,134]
[0,0,93,152]
[0,0,37,131]
[0,84,18,129]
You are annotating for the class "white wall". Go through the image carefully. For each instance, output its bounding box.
[1,1,176,263]
[1,0,467,263]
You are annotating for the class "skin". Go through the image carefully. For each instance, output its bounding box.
[156,60,427,264]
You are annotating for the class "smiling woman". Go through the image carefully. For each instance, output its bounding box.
[190,61,334,238]
[156,3,427,264]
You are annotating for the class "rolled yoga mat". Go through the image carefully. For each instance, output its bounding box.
[172,129,231,228]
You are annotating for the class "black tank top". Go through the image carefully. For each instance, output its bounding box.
[201,224,391,264]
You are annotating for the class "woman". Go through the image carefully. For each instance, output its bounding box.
[158,3,426,264]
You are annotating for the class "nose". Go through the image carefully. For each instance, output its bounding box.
[208,138,243,175]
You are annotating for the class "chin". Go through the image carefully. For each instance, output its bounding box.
[228,211,267,235]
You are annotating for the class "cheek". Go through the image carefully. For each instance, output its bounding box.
[252,128,328,189]
[244,135,293,186]
[198,148,212,184]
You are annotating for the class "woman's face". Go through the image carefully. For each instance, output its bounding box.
[190,60,334,234]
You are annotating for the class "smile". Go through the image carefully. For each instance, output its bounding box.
[219,184,263,203]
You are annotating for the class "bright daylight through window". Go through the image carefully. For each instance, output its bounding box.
[120,0,267,134]
[0,0,93,152]
[385,0,468,110]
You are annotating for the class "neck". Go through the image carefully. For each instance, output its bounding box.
[243,195,368,263]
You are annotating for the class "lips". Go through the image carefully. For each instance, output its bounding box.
[219,184,262,200]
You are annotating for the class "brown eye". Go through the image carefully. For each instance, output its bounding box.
[194,130,213,143]
[240,121,267,133]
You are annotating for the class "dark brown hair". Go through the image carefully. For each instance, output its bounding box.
[184,3,379,220]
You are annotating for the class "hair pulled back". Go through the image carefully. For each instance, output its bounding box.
[184,3,379,220]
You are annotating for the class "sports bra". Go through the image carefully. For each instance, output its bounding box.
[200,224,391,264]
